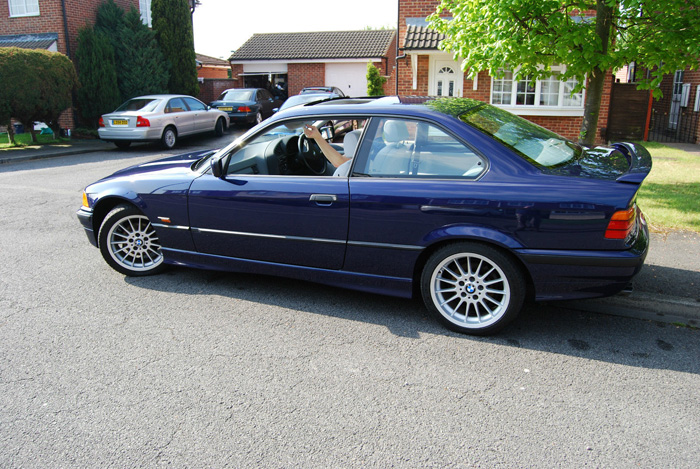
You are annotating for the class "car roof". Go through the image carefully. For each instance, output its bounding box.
[129,94,194,99]
[220,88,263,92]
[269,96,493,130]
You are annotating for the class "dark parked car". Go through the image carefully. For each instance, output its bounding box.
[210,88,283,126]
[300,86,346,97]
[77,96,651,335]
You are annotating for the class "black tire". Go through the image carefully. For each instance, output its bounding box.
[161,126,177,150]
[214,117,225,136]
[98,204,165,276]
[420,242,525,335]
[114,141,131,149]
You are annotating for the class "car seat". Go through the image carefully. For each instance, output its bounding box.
[333,129,363,177]
[369,120,413,175]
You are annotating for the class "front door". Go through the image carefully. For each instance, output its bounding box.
[188,175,350,270]
[431,60,463,97]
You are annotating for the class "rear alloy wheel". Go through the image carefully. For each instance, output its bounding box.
[254,112,263,125]
[161,126,177,149]
[214,117,225,136]
[98,204,165,276]
[421,242,525,335]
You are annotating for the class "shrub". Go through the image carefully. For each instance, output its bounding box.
[367,62,387,96]
[0,48,77,143]
[75,26,121,127]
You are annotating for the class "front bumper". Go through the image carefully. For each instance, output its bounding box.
[76,207,98,247]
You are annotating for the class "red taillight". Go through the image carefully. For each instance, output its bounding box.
[237,106,252,113]
[605,206,636,239]
[98,117,105,127]
[136,116,150,127]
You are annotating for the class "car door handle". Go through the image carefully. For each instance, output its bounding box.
[310,194,337,205]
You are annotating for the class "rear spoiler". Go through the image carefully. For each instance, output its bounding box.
[611,142,653,184]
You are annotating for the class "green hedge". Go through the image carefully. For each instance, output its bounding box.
[0,47,77,144]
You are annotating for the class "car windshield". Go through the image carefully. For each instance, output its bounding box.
[218,90,254,101]
[426,97,583,168]
[115,98,161,112]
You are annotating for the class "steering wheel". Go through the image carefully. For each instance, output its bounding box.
[297,134,328,175]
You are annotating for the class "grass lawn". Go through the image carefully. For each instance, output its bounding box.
[0,131,65,148]
[636,142,700,233]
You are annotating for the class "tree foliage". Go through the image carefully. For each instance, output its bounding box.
[75,26,121,126]
[0,48,77,143]
[367,62,388,96]
[428,0,700,145]
[151,0,199,96]
[95,0,169,100]
[117,7,170,99]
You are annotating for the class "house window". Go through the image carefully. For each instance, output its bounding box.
[491,68,584,109]
[139,0,152,26]
[8,0,39,17]
[492,70,513,105]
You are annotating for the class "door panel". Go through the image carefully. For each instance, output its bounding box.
[188,175,350,269]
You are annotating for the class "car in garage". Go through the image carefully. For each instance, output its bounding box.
[78,96,651,335]
[98,94,229,150]
[300,86,346,97]
[210,88,283,126]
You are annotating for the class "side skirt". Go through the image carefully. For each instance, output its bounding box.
[161,247,414,299]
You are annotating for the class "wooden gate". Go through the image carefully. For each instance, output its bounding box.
[606,83,650,142]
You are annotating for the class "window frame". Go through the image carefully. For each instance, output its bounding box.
[490,66,586,117]
[8,0,40,17]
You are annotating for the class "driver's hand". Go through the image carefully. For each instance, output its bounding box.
[303,124,321,140]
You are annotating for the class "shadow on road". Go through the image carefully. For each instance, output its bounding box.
[125,266,700,376]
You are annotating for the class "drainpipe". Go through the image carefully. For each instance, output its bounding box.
[395,0,400,95]
[60,0,70,58]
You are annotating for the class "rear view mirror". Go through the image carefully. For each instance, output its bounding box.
[320,125,333,140]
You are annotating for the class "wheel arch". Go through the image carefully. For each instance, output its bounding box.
[91,196,143,247]
[411,233,536,302]
[163,124,178,137]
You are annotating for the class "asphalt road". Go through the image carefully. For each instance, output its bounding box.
[1,132,699,467]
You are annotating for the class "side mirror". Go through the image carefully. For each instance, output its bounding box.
[210,157,223,178]
[206,105,211,110]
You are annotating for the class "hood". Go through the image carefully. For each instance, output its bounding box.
[100,149,215,180]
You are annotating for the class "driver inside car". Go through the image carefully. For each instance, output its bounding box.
[302,124,349,168]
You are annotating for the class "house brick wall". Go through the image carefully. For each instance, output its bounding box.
[288,63,325,95]
[197,66,229,79]
[0,0,138,58]
[197,78,237,104]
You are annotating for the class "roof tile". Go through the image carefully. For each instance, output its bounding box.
[230,30,396,61]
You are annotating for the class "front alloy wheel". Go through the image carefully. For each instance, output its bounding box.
[421,242,525,335]
[98,204,165,276]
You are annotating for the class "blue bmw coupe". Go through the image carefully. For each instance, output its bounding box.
[77,97,651,335]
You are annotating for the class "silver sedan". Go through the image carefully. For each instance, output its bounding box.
[98,94,230,149]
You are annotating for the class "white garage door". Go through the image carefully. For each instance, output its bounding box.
[325,63,368,97]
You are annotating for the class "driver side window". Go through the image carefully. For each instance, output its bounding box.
[223,118,367,177]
